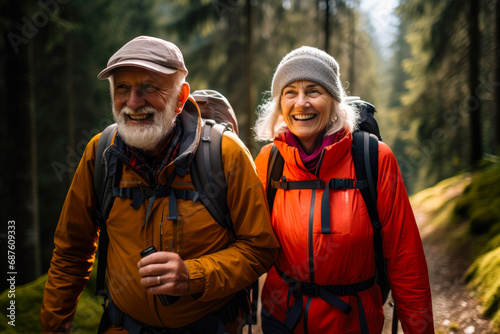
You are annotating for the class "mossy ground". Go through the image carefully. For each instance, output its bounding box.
[458,163,500,330]
[411,162,500,331]
[0,263,102,333]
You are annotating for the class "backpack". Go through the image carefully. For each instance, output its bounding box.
[92,90,257,329]
[265,99,394,327]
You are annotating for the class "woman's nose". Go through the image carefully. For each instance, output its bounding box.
[296,92,310,108]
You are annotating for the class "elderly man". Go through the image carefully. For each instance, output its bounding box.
[41,36,279,334]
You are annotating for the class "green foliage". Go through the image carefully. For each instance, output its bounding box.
[411,173,469,218]
[0,270,101,333]
[410,165,500,330]
[392,0,499,193]
[448,322,460,332]
[482,233,500,254]
[0,275,47,333]
[454,163,500,235]
[465,247,500,326]
[452,162,500,330]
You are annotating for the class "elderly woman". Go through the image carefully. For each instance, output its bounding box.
[254,46,434,334]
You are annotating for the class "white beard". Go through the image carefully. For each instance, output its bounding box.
[113,99,178,154]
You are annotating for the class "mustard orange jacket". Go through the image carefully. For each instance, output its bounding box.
[255,131,434,334]
[41,98,279,332]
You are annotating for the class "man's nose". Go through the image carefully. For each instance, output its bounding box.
[127,87,146,109]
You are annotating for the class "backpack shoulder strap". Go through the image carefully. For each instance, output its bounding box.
[352,131,379,223]
[352,131,390,302]
[266,144,284,215]
[93,123,117,298]
[93,123,117,211]
[192,119,262,326]
[191,119,234,234]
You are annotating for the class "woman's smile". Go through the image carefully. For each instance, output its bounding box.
[292,113,317,121]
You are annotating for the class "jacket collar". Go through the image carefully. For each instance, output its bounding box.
[171,96,202,175]
[273,130,353,178]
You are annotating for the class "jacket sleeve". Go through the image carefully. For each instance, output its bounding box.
[40,135,100,333]
[184,133,279,300]
[376,142,434,333]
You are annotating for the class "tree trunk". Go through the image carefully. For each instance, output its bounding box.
[325,0,331,53]
[496,0,500,154]
[226,2,246,144]
[245,0,256,154]
[469,0,482,166]
[29,37,42,279]
[2,1,42,288]
[66,36,76,180]
[317,0,322,46]
[348,4,357,95]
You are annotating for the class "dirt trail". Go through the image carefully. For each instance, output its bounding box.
[382,180,495,334]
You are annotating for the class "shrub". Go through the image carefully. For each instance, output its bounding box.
[0,270,101,333]
[453,163,500,236]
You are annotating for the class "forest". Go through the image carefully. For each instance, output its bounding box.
[1,0,499,332]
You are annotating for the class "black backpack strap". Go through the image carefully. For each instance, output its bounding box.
[94,123,118,209]
[266,144,284,214]
[192,119,261,327]
[275,266,373,334]
[271,178,324,190]
[93,123,118,300]
[352,131,390,302]
[191,119,234,234]
[275,175,368,235]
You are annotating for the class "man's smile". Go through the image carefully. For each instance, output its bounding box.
[126,113,154,121]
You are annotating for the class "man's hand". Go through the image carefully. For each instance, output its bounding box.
[137,252,189,296]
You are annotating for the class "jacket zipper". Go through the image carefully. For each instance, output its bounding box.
[305,190,316,334]
[313,148,326,177]
[106,143,177,326]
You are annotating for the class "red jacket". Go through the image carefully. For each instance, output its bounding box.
[255,131,434,334]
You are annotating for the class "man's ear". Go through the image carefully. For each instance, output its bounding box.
[177,82,190,110]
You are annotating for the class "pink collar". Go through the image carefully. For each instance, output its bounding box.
[285,130,345,172]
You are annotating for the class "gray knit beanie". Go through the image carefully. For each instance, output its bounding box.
[271,46,342,102]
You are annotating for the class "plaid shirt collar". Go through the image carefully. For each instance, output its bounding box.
[125,118,183,185]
